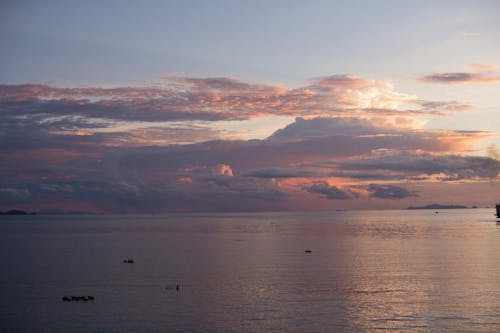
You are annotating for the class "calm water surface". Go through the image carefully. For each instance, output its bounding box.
[1,209,499,332]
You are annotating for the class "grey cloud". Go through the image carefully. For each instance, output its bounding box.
[5,175,287,213]
[206,176,288,202]
[338,153,500,180]
[0,97,227,123]
[420,72,500,84]
[365,184,416,199]
[89,118,490,181]
[303,182,415,200]
[269,117,381,140]
[303,182,357,200]
[0,111,495,212]
[328,171,403,180]
[312,74,367,88]
[243,167,317,178]
[0,188,32,199]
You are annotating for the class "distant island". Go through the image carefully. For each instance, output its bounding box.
[0,209,36,215]
[407,204,468,210]
[0,209,97,215]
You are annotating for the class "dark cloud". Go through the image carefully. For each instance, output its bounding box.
[114,127,485,176]
[243,167,317,178]
[0,171,288,213]
[328,171,402,180]
[303,182,415,200]
[337,152,500,180]
[0,188,32,200]
[2,116,491,212]
[365,184,416,199]
[303,182,358,200]
[0,97,227,123]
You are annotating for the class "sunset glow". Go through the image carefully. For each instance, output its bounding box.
[1,1,499,213]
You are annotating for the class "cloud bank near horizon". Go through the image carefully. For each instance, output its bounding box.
[0,74,499,212]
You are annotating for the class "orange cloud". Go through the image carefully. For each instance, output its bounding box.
[212,164,234,177]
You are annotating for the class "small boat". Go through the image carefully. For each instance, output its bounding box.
[496,203,500,218]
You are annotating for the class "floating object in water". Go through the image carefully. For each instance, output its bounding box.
[435,211,439,214]
[165,284,180,291]
[496,203,500,218]
[62,295,94,302]
[304,249,312,253]
[123,259,134,264]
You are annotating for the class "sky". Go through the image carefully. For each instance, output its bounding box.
[1,0,499,213]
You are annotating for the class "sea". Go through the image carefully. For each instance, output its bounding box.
[1,209,499,332]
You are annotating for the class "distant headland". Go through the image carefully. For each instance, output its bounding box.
[0,209,94,215]
[0,210,35,215]
[406,204,469,210]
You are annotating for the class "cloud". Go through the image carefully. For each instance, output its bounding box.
[365,184,416,199]
[468,64,498,72]
[243,167,317,178]
[303,182,357,200]
[112,124,487,178]
[302,182,415,200]
[420,72,500,84]
[0,75,497,212]
[269,117,381,140]
[0,74,472,130]
[212,164,234,176]
[462,31,481,37]
[0,188,32,199]
[2,116,488,203]
[335,152,500,181]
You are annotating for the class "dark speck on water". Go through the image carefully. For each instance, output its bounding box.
[1,209,500,332]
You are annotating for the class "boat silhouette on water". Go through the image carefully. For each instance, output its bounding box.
[496,203,500,218]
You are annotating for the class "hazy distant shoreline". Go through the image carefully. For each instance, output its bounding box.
[406,204,470,210]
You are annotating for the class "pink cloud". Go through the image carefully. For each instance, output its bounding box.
[420,72,500,85]
[468,64,499,72]
[0,74,472,126]
[0,74,497,212]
